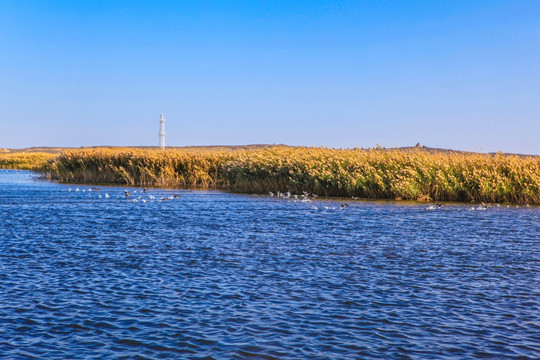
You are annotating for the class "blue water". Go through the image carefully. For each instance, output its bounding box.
[0,169,539,359]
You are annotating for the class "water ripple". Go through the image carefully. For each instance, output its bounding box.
[0,170,539,359]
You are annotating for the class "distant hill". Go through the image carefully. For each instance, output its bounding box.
[394,143,536,158]
[1,145,275,154]
[1,147,71,154]
[2,144,537,157]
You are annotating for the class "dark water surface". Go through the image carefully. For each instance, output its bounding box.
[0,170,539,359]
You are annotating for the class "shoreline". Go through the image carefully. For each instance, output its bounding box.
[4,169,537,207]
[2,146,539,204]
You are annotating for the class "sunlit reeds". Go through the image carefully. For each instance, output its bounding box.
[46,147,540,204]
[49,147,236,187]
[0,152,55,171]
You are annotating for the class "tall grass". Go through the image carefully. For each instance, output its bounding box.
[49,148,235,187]
[0,152,54,171]
[47,147,540,204]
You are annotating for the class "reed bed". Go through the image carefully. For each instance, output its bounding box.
[0,152,54,171]
[49,148,235,188]
[47,147,540,204]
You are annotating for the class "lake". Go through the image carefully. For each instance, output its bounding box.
[0,169,538,359]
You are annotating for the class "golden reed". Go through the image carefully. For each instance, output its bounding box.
[0,152,55,171]
[34,146,540,204]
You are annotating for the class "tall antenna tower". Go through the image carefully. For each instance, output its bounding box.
[158,113,166,150]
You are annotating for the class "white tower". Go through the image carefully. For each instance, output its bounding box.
[158,113,166,150]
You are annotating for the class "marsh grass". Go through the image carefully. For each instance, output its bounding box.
[0,152,55,171]
[46,147,540,204]
[49,148,235,188]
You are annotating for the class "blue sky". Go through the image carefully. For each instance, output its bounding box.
[1,1,539,154]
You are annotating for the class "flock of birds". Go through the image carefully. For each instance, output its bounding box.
[269,191,314,201]
[269,191,350,210]
[426,202,525,211]
[68,186,183,203]
[66,187,355,209]
[65,186,529,211]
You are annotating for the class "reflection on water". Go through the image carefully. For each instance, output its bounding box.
[0,170,539,359]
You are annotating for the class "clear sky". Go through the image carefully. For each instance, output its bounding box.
[1,1,539,154]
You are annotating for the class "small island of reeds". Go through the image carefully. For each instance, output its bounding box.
[3,146,537,204]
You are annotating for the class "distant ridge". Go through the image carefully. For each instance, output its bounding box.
[393,143,536,158]
[1,147,71,154]
[1,144,274,154]
[2,144,537,157]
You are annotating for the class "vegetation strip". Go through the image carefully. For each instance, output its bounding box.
[0,152,55,171]
[1,147,538,204]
